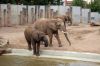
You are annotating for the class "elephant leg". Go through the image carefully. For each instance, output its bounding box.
[64,21,66,29]
[27,40,32,51]
[70,20,72,26]
[54,33,62,47]
[25,34,32,51]
[48,34,53,47]
[32,41,36,55]
[36,43,40,56]
[68,19,72,26]
[64,33,71,46]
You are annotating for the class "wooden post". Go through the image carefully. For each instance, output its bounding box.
[21,8,25,25]
[19,11,22,25]
[50,9,54,18]
[31,8,35,23]
[47,5,50,18]
[3,9,7,27]
[7,3,11,26]
[22,8,27,25]
[34,6,37,21]
[45,5,48,18]
[40,9,43,18]
[37,6,40,19]
[88,10,91,23]
[70,6,72,24]
[26,5,28,24]
[0,4,2,27]
[80,7,82,23]
[19,14,21,25]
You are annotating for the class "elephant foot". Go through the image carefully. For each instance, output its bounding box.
[49,44,53,47]
[59,44,62,47]
[36,53,40,56]
[33,51,36,55]
[33,53,36,55]
[28,48,32,51]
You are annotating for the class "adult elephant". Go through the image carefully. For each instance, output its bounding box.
[54,15,72,28]
[33,18,71,47]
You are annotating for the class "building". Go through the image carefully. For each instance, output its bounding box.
[62,0,72,6]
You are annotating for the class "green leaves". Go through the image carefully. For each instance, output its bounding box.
[72,0,85,8]
[0,0,62,5]
[88,0,100,13]
[72,0,100,13]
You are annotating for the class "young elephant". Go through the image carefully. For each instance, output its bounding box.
[24,26,48,56]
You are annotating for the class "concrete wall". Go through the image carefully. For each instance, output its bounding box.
[91,12,100,24]
[82,9,90,24]
[72,6,81,24]
[11,5,26,25]
[0,4,100,26]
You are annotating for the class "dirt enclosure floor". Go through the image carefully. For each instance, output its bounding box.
[0,25,100,54]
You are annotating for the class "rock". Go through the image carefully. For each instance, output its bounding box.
[4,48,12,53]
[90,22,100,26]
[0,37,11,55]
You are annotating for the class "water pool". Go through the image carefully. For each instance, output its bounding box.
[0,55,99,66]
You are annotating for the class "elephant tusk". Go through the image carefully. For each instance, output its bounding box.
[62,31,70,35]
[61,31,67,33]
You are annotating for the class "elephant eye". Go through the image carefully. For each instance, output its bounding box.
[57,24,61,27]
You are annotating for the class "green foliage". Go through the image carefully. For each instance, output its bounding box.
[0,0,9,4]
[72,0,86,8]
[0,0,62,5]
[88,0,100,13]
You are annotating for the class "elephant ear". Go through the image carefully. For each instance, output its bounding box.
[47,19,58,31]
[64,16,68,21]
[56,18,64,27]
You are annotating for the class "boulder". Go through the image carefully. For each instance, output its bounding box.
[0,37,12,55]
[90,22,100,26]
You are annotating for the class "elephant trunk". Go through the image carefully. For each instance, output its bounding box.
[60,25,71,46]
[64,32,71,46]
[61,26,71,46]
[43,36,49,47]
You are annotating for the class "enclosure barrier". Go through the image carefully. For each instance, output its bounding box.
[0,4,100,27]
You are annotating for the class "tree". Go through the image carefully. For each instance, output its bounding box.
[0,0,9,4]
[72,0,86,8]
[88,0,100,13]
[0,0,62,5]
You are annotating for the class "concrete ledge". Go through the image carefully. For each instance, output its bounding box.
[3,49,100,63]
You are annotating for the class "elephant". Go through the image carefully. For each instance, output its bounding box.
[24,26,48,56]
[33,18,71,47]
[54,15,72,28]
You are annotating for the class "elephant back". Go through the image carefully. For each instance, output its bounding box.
[33,19,49,34]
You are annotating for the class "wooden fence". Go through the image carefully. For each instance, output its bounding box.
[0,4,100,27]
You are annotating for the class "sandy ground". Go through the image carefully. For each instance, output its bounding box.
[0,25,100,54]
